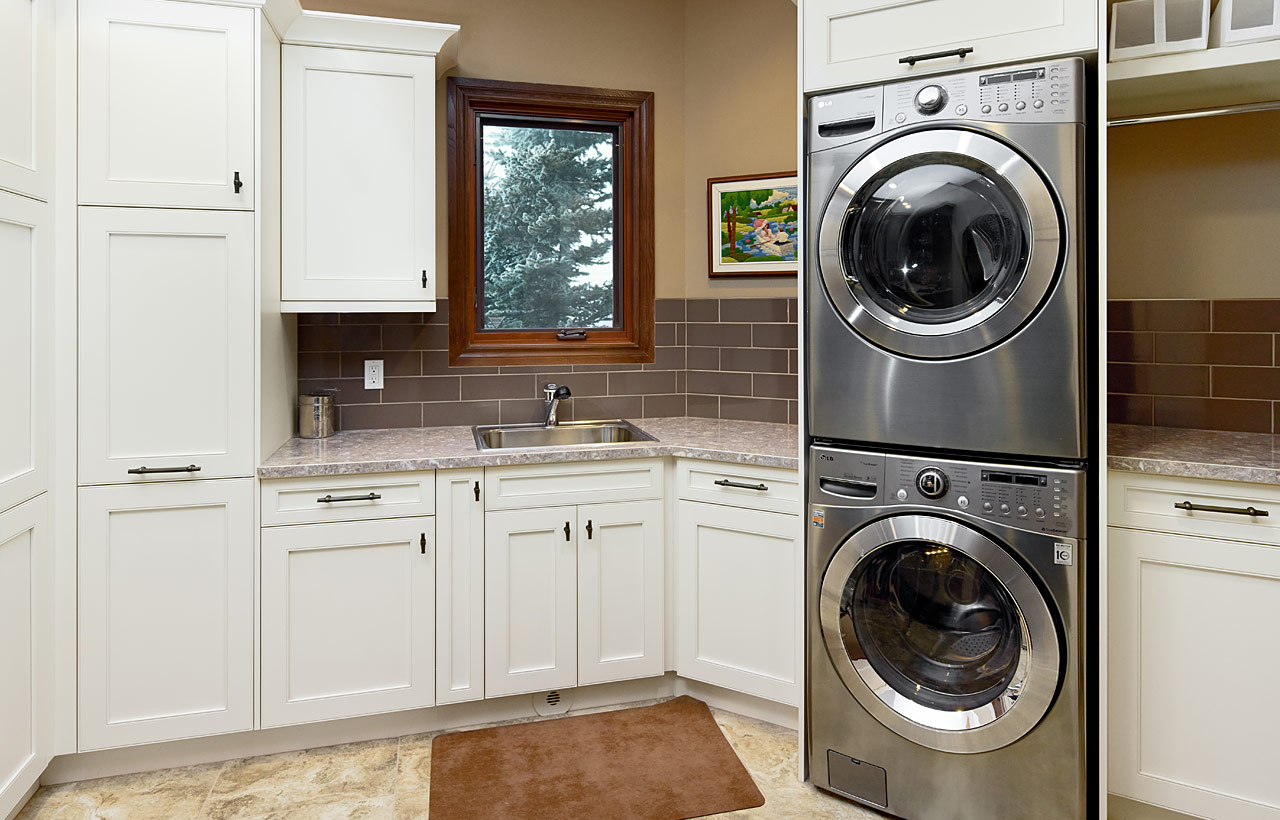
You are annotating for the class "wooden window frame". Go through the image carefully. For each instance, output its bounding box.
[447,77,655,367]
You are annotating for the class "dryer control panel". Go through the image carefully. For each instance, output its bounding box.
[882,56,1082,129]
[810,445,1083,539]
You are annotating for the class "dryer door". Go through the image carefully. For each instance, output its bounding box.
[819,514,1062,754]
[817,128,1062,359]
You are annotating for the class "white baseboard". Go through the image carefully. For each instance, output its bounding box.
[41,674,793,786]
[3,782,39,820]
[1108,794,1204,820]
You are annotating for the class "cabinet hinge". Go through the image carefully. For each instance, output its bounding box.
[420,533,427,554]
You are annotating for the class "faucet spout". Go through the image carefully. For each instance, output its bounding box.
[542,383,572,428]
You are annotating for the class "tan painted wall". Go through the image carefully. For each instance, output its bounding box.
[300,0,800,299]
[1108,110,1280,299]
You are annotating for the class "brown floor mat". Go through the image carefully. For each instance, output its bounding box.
[428,696,766,820]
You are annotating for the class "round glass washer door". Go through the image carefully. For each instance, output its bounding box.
[819,514,1062,754]
[817,129,1063,359]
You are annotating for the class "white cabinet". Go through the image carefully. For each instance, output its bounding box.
[436,469,485,705]
[78,479,253,750]
[802,0,1097,92]
[1109,473,1280,820]
[281,45,436,311]
[0,496,52,820]
[0,190,50,514]
[675,500,800,705]
[0,0,54,200]
[261,517,435,727]
[78,0,255,209]
[485,499,664,698]
[78,207,255,486]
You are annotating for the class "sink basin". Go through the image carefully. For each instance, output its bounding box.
[473,419,657,451]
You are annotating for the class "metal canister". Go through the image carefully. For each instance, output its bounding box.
[298,389,338,438]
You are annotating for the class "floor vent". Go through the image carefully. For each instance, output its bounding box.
[534,688,573,716]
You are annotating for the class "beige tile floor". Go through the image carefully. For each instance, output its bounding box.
[17,700,887,820]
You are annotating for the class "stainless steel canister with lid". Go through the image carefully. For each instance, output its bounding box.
[298,389,338,438]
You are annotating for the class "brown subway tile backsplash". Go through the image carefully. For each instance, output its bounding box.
[297,296,800,430]
[1109,299,1280,433]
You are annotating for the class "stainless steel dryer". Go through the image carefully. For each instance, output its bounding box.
[806,444,1087,820]
[806,58,1087,460]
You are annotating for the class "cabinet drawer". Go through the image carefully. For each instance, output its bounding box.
[1109,470,1280,545]
[675,459,800,515]
[261,472,435,526]
[484,459,663,511]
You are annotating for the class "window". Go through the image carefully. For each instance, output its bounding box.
[447,77,655,366]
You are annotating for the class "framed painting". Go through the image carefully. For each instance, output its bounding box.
[707,172,799,277]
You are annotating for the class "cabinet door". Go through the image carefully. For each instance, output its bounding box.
[78,207,255,485]
[1109,526,1280,820]
[436,470,485,704]
[281,46,435,305]
[0,191,49,514]
[261,517,435,727]
[803,0,1096,92]
[78,480,253,750]
[78,0,254,209]
[485,506,577,698]
[0,496,52,820]
[577,500,664,686]
[675,500,799,705]
[0,0,53,200]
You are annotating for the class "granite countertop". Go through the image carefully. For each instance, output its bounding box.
[260,416,801,478]
[1107,424,1280,485]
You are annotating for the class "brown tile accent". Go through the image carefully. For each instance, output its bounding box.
[788,400,798,425]
[569,395,644,420]
[300,378,378,404]
[675,370,687,395]
[655,322,676,347]
[298,325,341,352]
[720,298,788,323]
[655,299,686,323]
[787,298,799,324]
[1212,300,1280,332]
[788,349,798,374]
[721,347,789,374]
[686,394,719,418]
[1155,333,1272,366]
[572,362,644,372]
[688,322,751,348]
[646,346,687,371]
[1108,364,1208,397]
[341,312,423,325]
[421,401,499,427]
[1108,394,1153,426]
[720,396,789,423]
[752,323,798,349]
[1154,397,1272,433]
[534,372,608,397]
[1212,367,1280,400]
[1108,300,1210,332]
[686,299,718,322]
[499,398,545,424]
[498,365,546,374]
[298,312,339,325]
[676,323,687,346]
[687,347,719,371]
[298,352,340,379]
[609,370,678,396]
[341,351,420,378]
[341,403,422,430]
[753,373,799,400]
[382,376,462,404]
[643,393,686,417]
[1106,332,1153,363]
[687,370,751,397]
[423,350,499,376]
[382,324,447,351]
[460,374,535,401]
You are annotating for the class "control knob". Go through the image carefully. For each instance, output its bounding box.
[916,467,949,499]
[914,85,947,115]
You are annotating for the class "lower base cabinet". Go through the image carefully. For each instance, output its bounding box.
[0,495,52,820]
[261,517,435,727]
[675,500,799,706]
[78,479,253,750]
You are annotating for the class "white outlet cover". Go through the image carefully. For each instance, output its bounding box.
[364,359,384,390]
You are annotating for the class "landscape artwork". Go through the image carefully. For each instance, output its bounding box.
[707,173,799,277]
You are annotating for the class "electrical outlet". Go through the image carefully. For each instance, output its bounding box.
[364,359,384,390]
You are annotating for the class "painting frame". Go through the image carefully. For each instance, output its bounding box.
[707,172,799,278]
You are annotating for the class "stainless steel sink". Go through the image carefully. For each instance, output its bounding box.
[473,419,657,451]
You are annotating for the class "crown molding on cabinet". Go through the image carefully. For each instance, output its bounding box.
[262,0,459,68]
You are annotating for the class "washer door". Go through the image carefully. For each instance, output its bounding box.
[820,514,1062,754]
[817,129,1062,359]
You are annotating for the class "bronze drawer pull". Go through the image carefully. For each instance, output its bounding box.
[317,493,382,503]
[128,464,200,475]
[1174,501,1269,517]
[715,479,768,491]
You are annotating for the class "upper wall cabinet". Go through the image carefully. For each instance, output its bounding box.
[0,0,54,201]
[802,0,1097,92]
[78,0,255,209]
[281,45,438,312]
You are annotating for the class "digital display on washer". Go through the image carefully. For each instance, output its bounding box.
[982,470,1048,487]
[979,68,1046,86]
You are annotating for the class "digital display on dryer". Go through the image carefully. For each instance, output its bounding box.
[979,68,1045,86]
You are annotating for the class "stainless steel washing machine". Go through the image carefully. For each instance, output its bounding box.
[806,58,1088,460]
[806,444,1087,820]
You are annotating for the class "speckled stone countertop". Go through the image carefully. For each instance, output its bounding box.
[259,417,801,478]
[1108,424,1280,485]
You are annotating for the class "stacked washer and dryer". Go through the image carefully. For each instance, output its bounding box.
[804,58,1092,820]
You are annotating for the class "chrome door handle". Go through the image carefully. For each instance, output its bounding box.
[715,479,768,491]
[128,464,200,475]
[317,493,382,503]
[1174,501,1269,517]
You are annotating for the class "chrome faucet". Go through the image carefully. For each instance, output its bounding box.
[543,383,572,428]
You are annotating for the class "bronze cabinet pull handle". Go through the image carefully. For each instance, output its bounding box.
[1174,500,1269,517]
[715,479,768,491]
[900,47,973,67]
[317,493,381,503]
[128,464,200,475]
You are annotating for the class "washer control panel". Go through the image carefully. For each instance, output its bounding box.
[882,56,1082,129]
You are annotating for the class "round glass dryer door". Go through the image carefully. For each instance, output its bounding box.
[817,129,1063,359]
[819,514,1063,754]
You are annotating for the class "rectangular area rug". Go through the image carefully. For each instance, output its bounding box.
[428,696,766,820]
